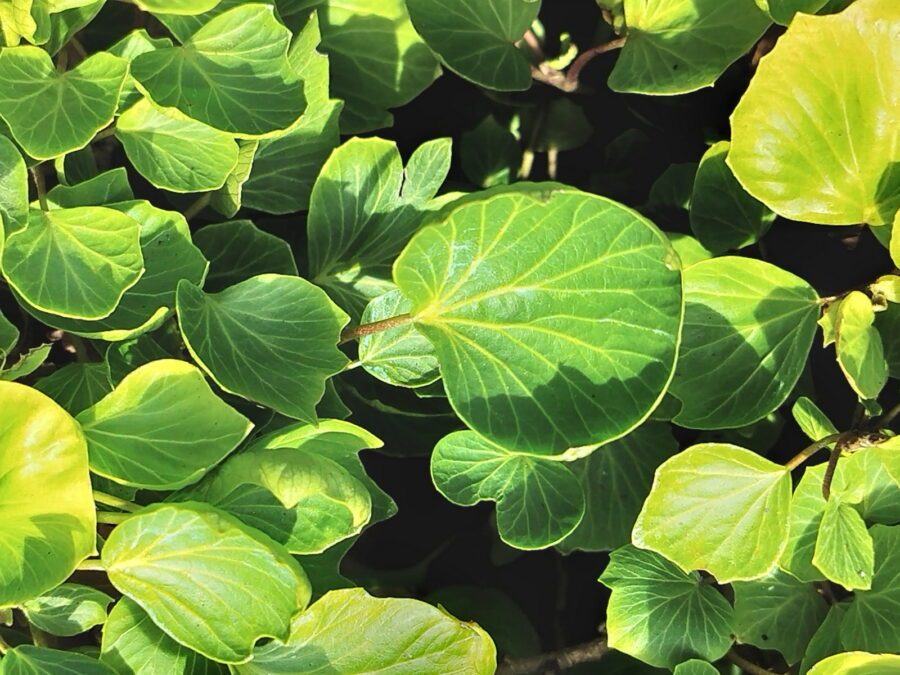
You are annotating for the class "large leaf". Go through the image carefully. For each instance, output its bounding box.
[431,430,585,549]
[835,291,888,400]
[22,584,113,637]
[732,568,828,664]
[669,256,819,429]
[16,200,207,340]
[394,184,683,454]
[43,167,133,208]
[107,29,175,113]
[102,502,312,664]
[0,382,95,607]
[633,443,792,581]
[131,4,305,137]
[309,136,452,319]
[608,0,770,95]
[237,588,496,674]
[116,99,239,193]
[0,47,126,159]
[319,0,440,132]
[2,206,144,320]
[728,0,899,225]
[807,652,900,675]
[689,141,774,253]
[406,0,539,91]
[0,646,113,675]
[77,360,253,490]
[599,545,734,669]
[176,274,349,422]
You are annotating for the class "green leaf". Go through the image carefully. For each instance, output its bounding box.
[0,382,95,607]
[0,47,126,159]
[116,99,239,193]
[102,502,312,664]
[44,167,133,208]
[793,396,839,443]
[107,29,174,113]
[0,343,50,381]
[309,136,452,319]
[633,443,792,581]
[841,447,900,524]
[22,584,113,637]
[243,11,342,214]
[210,139,256,217]
[0,309,17,362]
[558,423,678,553]
[732,568,829,663]
[892,212,900,268]
[807,652,900,675]
[728,0,899,225]
[609,0,770,95]
[406,0,539,91]
[673,661,718,675]
[689,141,774,253]
[319,0,439,131]
[799,604,847,675]
[755,0,826,24]
[431,430,585,549]
[395,184,683,453]
[192,220,296,293]
[461,116,520,188]
[841,524,900,653]
[0,135,27,252]
[359,289,439,388]
[15,200,206,341]
[835,291,888,400]
[599,545,734,669]
[176,274,349,422]
[813,498,874,590]
[669,256,819,429]
[2,206,144,320]
[666,232,713,268]
[236,587,497,674]
[101,597,226,675]
[34,363,112,415]
[131,5,305,137]
[875,303,900,380]
[134,0,220,15]
[0,645,114,674]
[77,359,252,490]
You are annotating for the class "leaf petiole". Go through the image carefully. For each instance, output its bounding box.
[96,511,131,525]
[93,490,141,513]
[784,432,844,471]
[340,313,412,344]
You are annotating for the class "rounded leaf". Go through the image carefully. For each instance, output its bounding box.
[807,652,900,675]
[22,583,113,637]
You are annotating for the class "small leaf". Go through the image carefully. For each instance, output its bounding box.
[599,545,734,669]
[673,661,719,675]
[3,206,143,320]
[431,430,585,550]
[44,168,133,208]
[102,502,312,664]
[406,0,539,91]
[34,362,113,415]
[101,597,226,675]
[77,360,253,490]
[0,382,95,607]
[728,0,899,225]
[732,568,829,664]
[0,343,51,381]
[813,498,874,590]
[633,443,792,582]
[0,47,127,159]
[835,291,888,400]
[236,588,497,674]
[0,645,114,674]
[792,396,839,443]
[210,139,256,217]
[461,116,520,188]
[22,584,113,637]
[176,274,349,422]
[116,99,240,193]
[669,256,819,429]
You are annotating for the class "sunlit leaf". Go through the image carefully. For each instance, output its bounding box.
[22,584,112,637]
[835,291,888,400]
[807,651,900,675]
[0,645,114,674]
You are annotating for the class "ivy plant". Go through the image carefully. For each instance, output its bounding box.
[0,0,897,673]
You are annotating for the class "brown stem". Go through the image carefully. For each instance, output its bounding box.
[784,432,844,471]
[340,313,412,344]
[822,439,848,500]
[727,648,780,675]
[30,165,48,211]
[497,635,609,675]
[521,29,545,61]
[878,402,900,430]
[564,37,626,89]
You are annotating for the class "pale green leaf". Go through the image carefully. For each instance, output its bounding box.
[77,360,253,490]
[406,0,539,91]
[666,232,712,268]
[116,99,240,193]
[107,29,173,113]
[732,568,829,663]
[236,588,497,674]
[673,661,718,675]
[102,502,312,664]
[0,47,126,159]
[2,206,143,320]
[633,443,792,581]
[176,274,349,422]
[0,135,27,253]
[728,0,899,225]
[0,382,95,607]
[669,256,819,429]
[44,167,132,209]
[395,184,683,453]
[34,362,112,415]
[609,0,770,95]
[792,396,839,443]
[0,645,114,674]
[599,545,734,669]
[807,652,900,675]
[835,291,888,400]
[131,5,305,137]
[210,139,256,217]
[0,343,50,381]
[431,430,585,549]
[134,0,219,15]
[22,584,112,637]
[813,498,874,590]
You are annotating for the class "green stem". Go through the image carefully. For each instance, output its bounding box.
[340,313,412,344]
[30,165,48,211]
[183,193,211,221]
[343,359,362,371]
[93,490,141,513]
[75,559,106,572]
[784,432,844,471]
[96,511,131,525]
